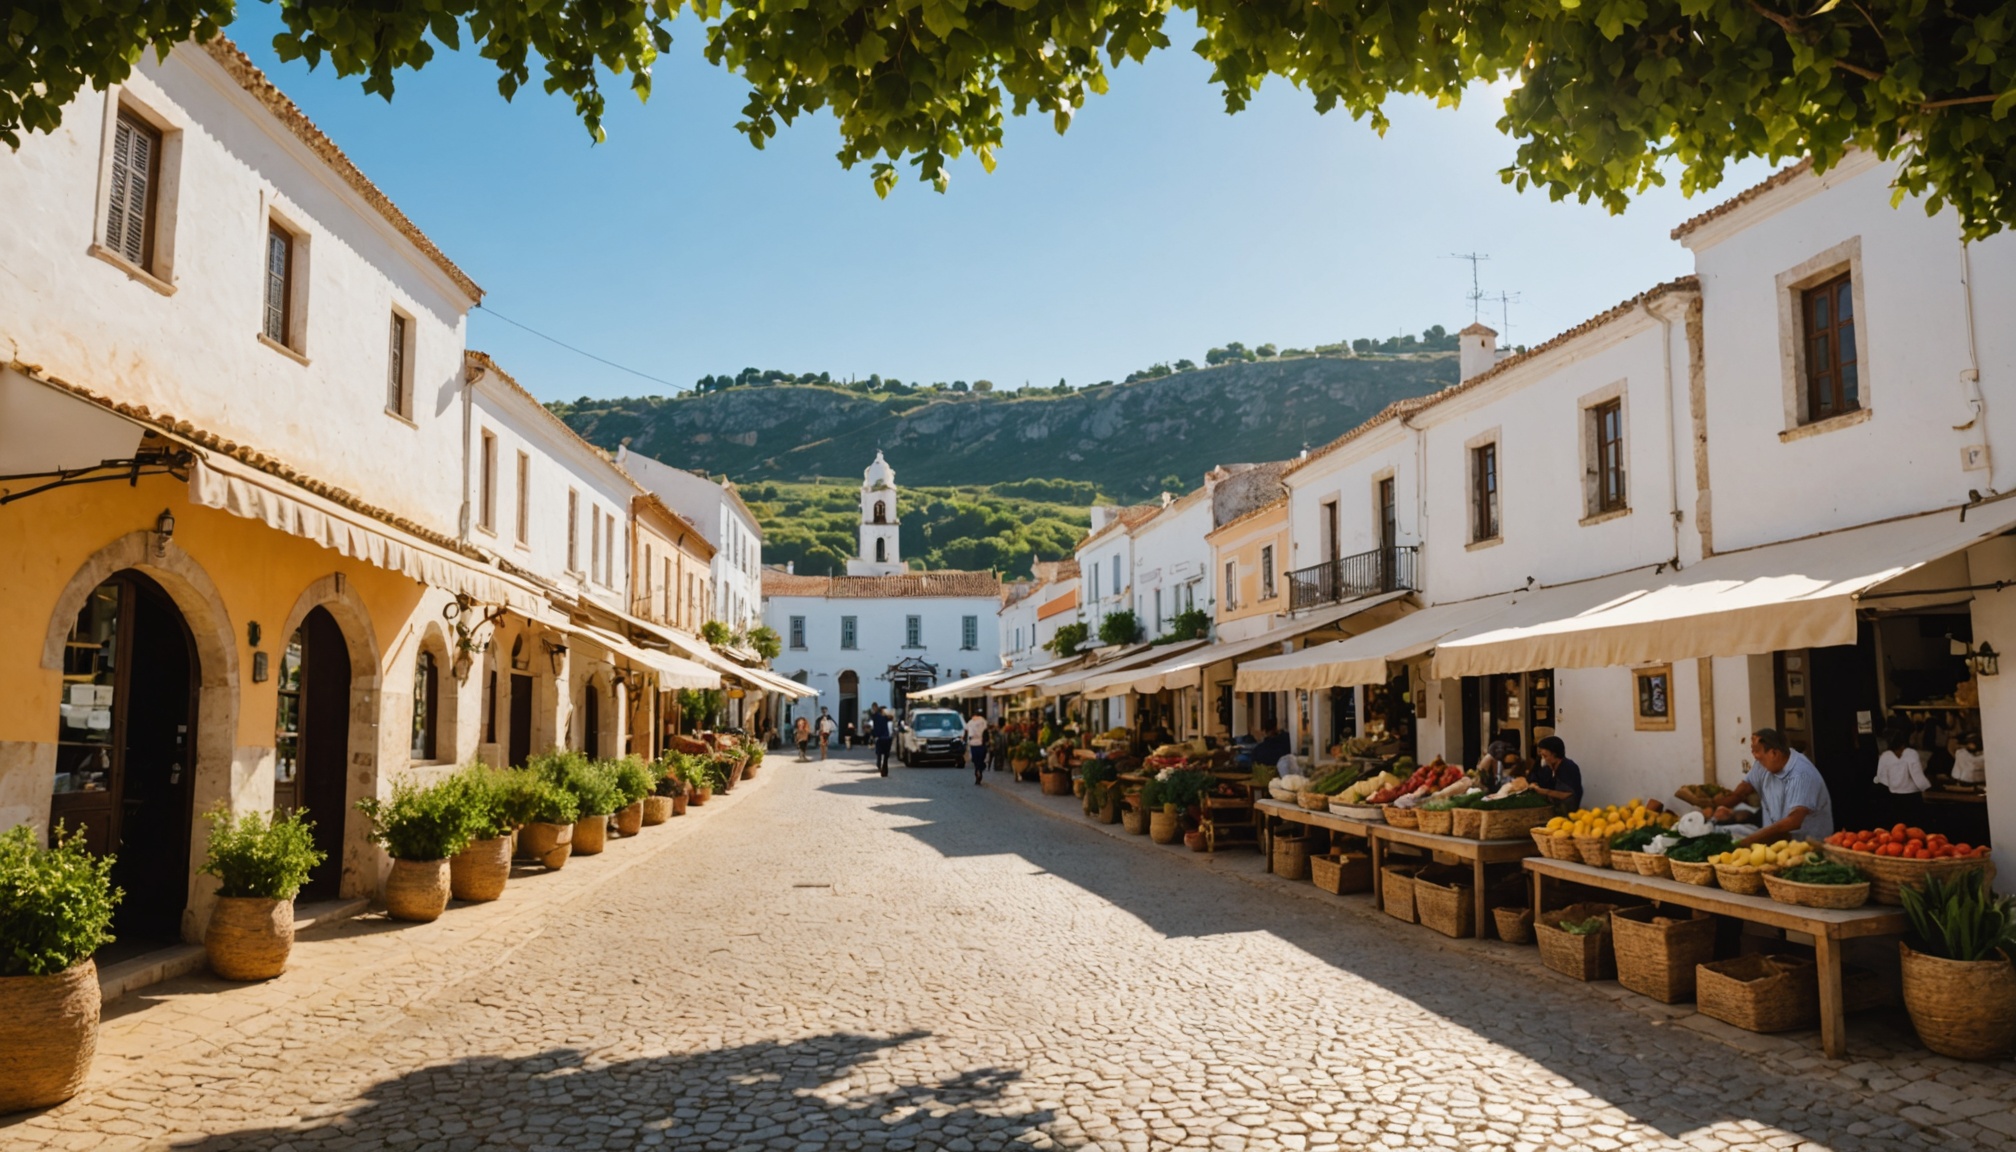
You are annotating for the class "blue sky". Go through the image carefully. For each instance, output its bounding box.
[228,10,1776,403]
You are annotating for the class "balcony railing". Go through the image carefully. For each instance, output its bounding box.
[1287,546,1418,611]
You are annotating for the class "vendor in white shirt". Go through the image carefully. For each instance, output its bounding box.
[1874,729,1931,818]
[1950,734,1987,786]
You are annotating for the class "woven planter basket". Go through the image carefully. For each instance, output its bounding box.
[1416,808,1454,835]
[1297,791,1330,811]
[449,836,512,903]
[1573,836,1612,868]
[1821,846,1997,906]
[642,796,674,825]
[1311,852,1372,895]
[1381,806,1420,829]
[385,858,451,923]
[1476,807,1551,841]
[1450,808,1484,839]
[1633,853,1673,879]
[690,786,712,806]
[1272,835,1309,880]
[573,815,610,856]
[1761,873,1871,909]
[1712,864,1777,896]
[1380,864,1422,923]
[1414,873,1475,939]
[1150,810,1182,845]
[1609,850,1646,874]
[742,758,761,780]
[1611,906,1716,1003]
[1900,943,2016,1060]
[1122,805,1149,835]
[1535,904,1619,981]
[518,821,573,870]
[1696,954,1819,1033]
[0,961,99,1113]
[205,896,294,981]
[673,734,709,754]
[1668,859,1717,886]
[613,801,644,837]
[1531,830,1581,860]
[1040,770,1074,796]
[1492,905,1534,945]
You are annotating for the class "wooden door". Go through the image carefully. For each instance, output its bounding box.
[298,608,350,901]
[508,674,534,766]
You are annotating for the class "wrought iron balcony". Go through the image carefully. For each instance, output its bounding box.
[1287,546,1418,611]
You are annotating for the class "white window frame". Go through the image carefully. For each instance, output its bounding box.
[905,615,923,648]
[1577,381,1630,525]
[789,616,806,649]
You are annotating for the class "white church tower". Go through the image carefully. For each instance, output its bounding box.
[847,450,907,576]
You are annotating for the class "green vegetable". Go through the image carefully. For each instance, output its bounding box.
[1559,916,1607,936]
[1311,770,1357,795]
[1609,826,1664,852]
[1778,861,1868,886]
[1901,870,2016,963]
[1665,833,1738,863]
[1475,792,1549,811]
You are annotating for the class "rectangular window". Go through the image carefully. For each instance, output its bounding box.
[1472,443,1499,542]
[386,312,410,416]
[1261,545,1276,600]
[1154,588,1163,635]
[515,452,530,544]
[105,113,161,270]
[962,615,978,650]
[1802,272,1859,422]
[1111,555,1121,596]
[906,615,923,648]
[790,616,806,649]
[567,489,580,572]
[663,558,673,622]
[841,616,858,649]
[1593,399,1626,513]
[478,430,497,532]
[590,506,602,584]
[263,222,295,345]
[1224,561,1237,609]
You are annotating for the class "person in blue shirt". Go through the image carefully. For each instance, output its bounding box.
[869,704,894,777]
[1713,728,1835,845]
[1529,736,1584,812]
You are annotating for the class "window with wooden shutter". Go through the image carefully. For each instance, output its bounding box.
[105,113,161,269]
[515,452,530,544]
[1801,273,1859,422]
[387,313,409,414]
[479,431,497,532]
[263,223,294,344]
[1593,399,1626,513]
[1472,443,1499,542]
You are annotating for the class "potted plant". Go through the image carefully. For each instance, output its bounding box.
[610,758,654,836]
[743,741,765,780]
[1142,777,1181,844]
[686,755,721,805]
[1899,869,2016,1059]
[357,779,477,922]
[563,759,623,855]
[642,756,678,824]
[1040,741,1074,796]
[0,824,119,1114]
[511,767,581,870]
[1081,760,1120,824]
[199,807,325,979]
[443,767,515,902]
[1011,740,1039,778]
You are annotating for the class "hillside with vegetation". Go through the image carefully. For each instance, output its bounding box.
[740,480,1093,577]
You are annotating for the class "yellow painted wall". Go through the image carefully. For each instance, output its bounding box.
[1209,501,1291,627]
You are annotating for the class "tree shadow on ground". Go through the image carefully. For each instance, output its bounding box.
[169,1029,1066,1151]
[820,769,1979,1151]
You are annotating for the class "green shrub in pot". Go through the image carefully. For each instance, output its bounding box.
[357,779,479,862]
[0,824,121,1112]
[1898,869,2016,1059]
[611,758,655,808]
[199,808,324,900]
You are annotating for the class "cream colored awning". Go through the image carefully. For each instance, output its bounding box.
[738,665,819,699]
[911,669,1013,700]
[987,655,1089,695]
[1039,643,1196,698]
[1234,593,1519,691]
[1105,593,1417,698]
[1431,500,2016,678]
[190,456,542,612]
[563,622,721,690]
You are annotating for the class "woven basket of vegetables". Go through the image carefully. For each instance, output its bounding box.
[1668,860,1717,886]
[1573,835,1612,868]
[1416,807,1454,835]
[1762,861,1872,909]
[1609,849,1646,874]
[1713,864,1778,896]
[1475,806,1551,840]
[1382,805,1420,829]
[1635,853,1674,880]
[1530,830,1581,860]
[1535,904,1618,982]
[1451,808,1485,839]
[1296,791,1329,811]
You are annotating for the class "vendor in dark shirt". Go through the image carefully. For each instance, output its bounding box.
[1248,724,1292,770]
[1529,736,1585,811]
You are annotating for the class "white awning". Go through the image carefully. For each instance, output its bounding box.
[987,655,1090,695]
[911,669,1013,700]
[737,665,819,699]
[1038,643,1194,698]
[1234,593,1520,691]
[1,367,149,477]
[1101,593,1416,698]
[190,456,542,612]
[563,622,721,690]
[1430,500,2016,678]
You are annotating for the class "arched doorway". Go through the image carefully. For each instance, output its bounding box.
[583,680,602,759]
[50,570,197,947]
[874,538,887,563]
[838,670,859,737]
[274,606,351,902]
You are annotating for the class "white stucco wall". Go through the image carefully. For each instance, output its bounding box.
[1129,496,1213,638]
[1285,423,1421,577]
[1076,530,1135,635]
[617,447,763,630]
[768,594,1003,720]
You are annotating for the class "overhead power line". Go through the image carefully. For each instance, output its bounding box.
[475,304,691,393]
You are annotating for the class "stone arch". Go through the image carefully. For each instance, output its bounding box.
[406,617,459,766]
[873,500,887,524]
[41,530,239,942]
[275,574,384,899]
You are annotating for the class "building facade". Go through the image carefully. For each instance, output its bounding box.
[615,445,762,634]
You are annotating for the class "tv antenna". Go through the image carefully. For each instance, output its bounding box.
[1443,252,1491,323]
[1485,290,1522,341]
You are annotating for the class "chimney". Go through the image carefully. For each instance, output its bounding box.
[1459,323,1498,382]
[1089,506,1116,533]
[786,561,795,575]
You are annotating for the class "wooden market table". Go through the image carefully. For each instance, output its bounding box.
[1524,856,1910,1058]
[1255,800,1536,931]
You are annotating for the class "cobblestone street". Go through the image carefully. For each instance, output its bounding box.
[10,751,2016,1151]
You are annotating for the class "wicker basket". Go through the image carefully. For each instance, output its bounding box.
[1635,853,1673,880]
[1331,803,1384,821]
[1450,808,1484,839]
[1476,807,1553,841]
[0,960,100,1113]
[205,896,294,981]
[1821,846,1998,906]
[1609,849,1646,873]
[1573,836,1612,868]
[1535,904,1618,981]
[1382,805,1420,829]
[1531,830,1581,860]
[1611,906,1717,1003]
[1311,851,1373,895]
[1416,808,1455,835]
[1297,791,1331,811]
[1900,942,2016,1060]
[1414,872,1475,938]
[1121,804,1149,835]
[1673,783,1732,810]
[1492,905,1534,944]
[1696,954,1820,1033]
[1150,809,1182,845]
[1381,864,1423,923]
[1668,859,1717,886]
[1713,863,1777,895]
[1761,873,1872,909]
[1272,834,1309,880]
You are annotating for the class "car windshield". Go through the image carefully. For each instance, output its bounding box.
[912,714,962,734]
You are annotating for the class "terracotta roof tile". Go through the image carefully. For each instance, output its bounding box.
[1078,504,1160,550]
[1670,158,1813,241]
[763,570,1003,598]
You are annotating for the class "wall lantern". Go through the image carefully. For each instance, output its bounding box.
[152,508,176,557]
[1953,637,2000,677]
[451,652,473,682]
[544,641,568,676]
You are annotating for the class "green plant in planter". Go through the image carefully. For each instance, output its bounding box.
[1080,760,1116,814]
[0,824,121,976]
[610,758,655,807]
[198,807,325,900]
[1139,776,1165,812]
[1013,740,1041,761]
[1155,769,1213,813]
[357,779,479,862]
[527,750,622,817]
[1902,870,2016,962]
[1097,610,1141,647]
[516,774,582,825]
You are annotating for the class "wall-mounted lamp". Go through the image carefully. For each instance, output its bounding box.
[1953,637,2000,677]
[545,641,568,676]
[153,508,176,557]
[451,652,473,682]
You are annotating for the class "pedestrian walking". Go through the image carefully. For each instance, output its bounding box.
[816,709,836,761]
[966,708,990,785]
[793,715,811,762]
[870,704,894,776]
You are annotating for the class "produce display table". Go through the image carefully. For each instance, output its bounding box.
[1370,823,1538,930]
[1255,798,1373,841]
[1524,857,1909,1058]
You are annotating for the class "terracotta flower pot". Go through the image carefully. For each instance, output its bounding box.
[742,758,761,780]
[205,895,294,980]
[671,791,689,816]
[690,786,713,806]
[614,800,644,837]
[0,960,99,1113]
[642,796,674,825]
[1900,942,2016,1059]
[384,858,451,922]
[450,836,512,902]
[1039,770,1072,796]
[1184,830,1208,852]
[573,815,610,855]
[518,821,573,870]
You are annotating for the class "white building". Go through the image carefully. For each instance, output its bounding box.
[998,560,1080,669]
[1128,485,1216,640]
[763,455,1001,730]
[615,444,764,632]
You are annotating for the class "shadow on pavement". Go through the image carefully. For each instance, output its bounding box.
[168,1029,1067,1150]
